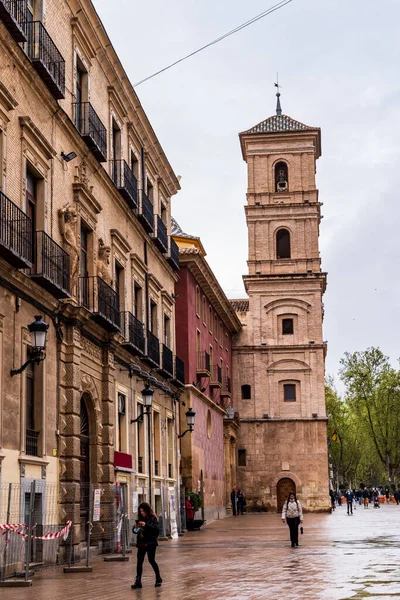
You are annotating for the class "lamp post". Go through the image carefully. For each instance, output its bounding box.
[178,408,196,438]
[131,384,154,506]
[11,316,49,376]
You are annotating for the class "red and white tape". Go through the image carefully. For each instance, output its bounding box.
[0,520,72,541]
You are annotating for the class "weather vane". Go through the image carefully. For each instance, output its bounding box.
[274,73,282,116]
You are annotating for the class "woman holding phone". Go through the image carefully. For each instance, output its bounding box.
[131,502,162,589]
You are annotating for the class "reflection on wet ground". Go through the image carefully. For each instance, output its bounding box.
[2,504,400,599]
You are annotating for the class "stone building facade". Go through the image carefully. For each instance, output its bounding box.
[173,219,241,521]
[0,0,185,549]
[232,107,330,512]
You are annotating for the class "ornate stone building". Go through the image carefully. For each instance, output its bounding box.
[0,0,184,549]
[232,98,330,512]
[172,219,241,521]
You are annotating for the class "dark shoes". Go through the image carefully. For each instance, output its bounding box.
[155,578,163,588]
[131,579,142,589]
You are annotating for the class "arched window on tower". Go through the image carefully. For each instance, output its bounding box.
[276,229,291,259]
[275,161,288,192]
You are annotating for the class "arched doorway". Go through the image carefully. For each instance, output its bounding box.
[79,395,90,541]
[277,478,296,512]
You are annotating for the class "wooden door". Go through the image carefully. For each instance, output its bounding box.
[277,478,296,513]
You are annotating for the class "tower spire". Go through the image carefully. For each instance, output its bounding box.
[274,74,282,116]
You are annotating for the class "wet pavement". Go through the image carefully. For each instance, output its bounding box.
[2,503,400,599]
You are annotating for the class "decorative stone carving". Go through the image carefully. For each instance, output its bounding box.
[79,159,89,187]
[97,238,112,285]
[59,204,79,297]
[81,337,102,361]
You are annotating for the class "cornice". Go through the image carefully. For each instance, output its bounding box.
[185,384,227,416]
[179,254,242,333]
[0,81,18,111]
[19,116,56,160]
[111,228,132,254]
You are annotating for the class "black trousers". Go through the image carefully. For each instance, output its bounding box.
[286,517,299,545]
[347,501,353,515]
[136,545,161,581]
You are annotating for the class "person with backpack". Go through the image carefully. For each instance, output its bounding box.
[237,489,246,515]
[345,489,354,515]
[131,502,162,589]
[282,492,303,547]
[362,487,369,508]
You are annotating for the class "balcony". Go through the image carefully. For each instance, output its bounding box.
[137,189,154,233]
[30,231,70,298]
[197,351,211,377]
[26,21,65,99]
[26,428,39,457]
[110,160,138,209]
[79,276,120,332]
[73,102,107,162]
[159,344,173,378]
[114,451,133,472]
[0,191,33,268]
[121,311,145,356]
[173,356,185,387]
[143,330,160,368]
[210,365,222,388]
[221,377,232,397]
[153,216,168,253]
[167,237,179,271]
[0,0,27,42]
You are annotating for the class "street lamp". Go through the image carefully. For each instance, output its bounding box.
[11,316,49,376]
[131,383,154,506]
[178,408,196,438]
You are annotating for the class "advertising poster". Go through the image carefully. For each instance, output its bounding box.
[93,488,101,522]
[169,487,178,539]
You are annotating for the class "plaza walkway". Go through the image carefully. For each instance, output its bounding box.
[2,503,400,600]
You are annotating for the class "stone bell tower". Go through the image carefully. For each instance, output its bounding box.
[232,89,330,512]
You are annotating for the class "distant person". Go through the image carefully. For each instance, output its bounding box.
[231,488,237,516]
[330,489,336,511]
[131,502,162,589]
[385,488,390,504]
[363,488,369,509]
[185,495,194,530]
[395,490,400,505]
[345,489,354,515]
[337,492,342,506]
[237,489,246,515]
[282,492,303,548]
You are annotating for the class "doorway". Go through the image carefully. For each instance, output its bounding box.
[79,395,90,541]
[24,491,43,564]
[277,478,296,513]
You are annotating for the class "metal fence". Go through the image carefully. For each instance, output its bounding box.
[0,480,182,585]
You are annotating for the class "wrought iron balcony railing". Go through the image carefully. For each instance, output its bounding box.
[110,160,138,209]
[0,191,33,268]
[137,189,154,233]
[210,365,222,387]
[153,216,168,254]
[221,377,232,395]
[26,21,65,99]
[121,311,145,355]
[73,102,107,162]
[30,231,70,298]
[160,344,173,378]
[167,237,179,271]
[174,356,185,386]
[0,0,27,41]
[145,330,160,368]
[197,351,211,375]
[79,276,120,332]
[26,428,39,457]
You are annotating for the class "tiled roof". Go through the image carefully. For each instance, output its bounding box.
[242,114,317,135]
[230,299,249,312]
[171,217,198,240]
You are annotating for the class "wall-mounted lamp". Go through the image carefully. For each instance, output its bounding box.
[178,408,196,438]
[312,412,318,418]
[131,384,154,423]
[11,316,49,376]
[61,151,77,162]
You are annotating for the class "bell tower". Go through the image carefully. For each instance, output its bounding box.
[232,92,330,512]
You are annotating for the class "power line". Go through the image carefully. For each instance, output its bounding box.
[133,0,294,87]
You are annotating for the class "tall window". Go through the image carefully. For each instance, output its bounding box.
[76,56,88,104]
[80,223,89,277]
[112,118,121,161]
[130,150,139,180]
[276,229,291,259]
[26,170,37,230]
[282,318,294,335]
[134,282,143,322]
[241,385,251,400]
[275,161,288,192]
[150,300,158,335]
[137,403,145,473]
[153,411,161,476]
[160,202,167,224]
[167,418,174,479]
[115,261,124,310]
[196,330,201,367]
[163,314,170,347]
[25,356,38,456]
[284,384,296,402]
[147,179,154,203]
[202,296,207,325]
[209,306,213,333]
[117,392,126,452]
[238,449,247,467]
[195,287,200,316]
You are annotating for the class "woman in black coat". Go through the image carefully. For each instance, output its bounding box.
[131,503,162,589]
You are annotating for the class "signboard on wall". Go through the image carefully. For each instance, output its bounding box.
[93,489,101,522]
[169,487,178,540]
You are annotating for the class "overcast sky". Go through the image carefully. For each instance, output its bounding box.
[94,0,400,383]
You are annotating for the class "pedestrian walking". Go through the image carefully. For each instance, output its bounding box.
[185,495,195,530]
[329,489,336,511]
[385,488,390,504]
[362,488,369,509]
[131,502,162,589]
[345,489,354,515]
[237,489,246,515]
[395,490,400,505]
[231,488,237,516]
[337,492,342,507]
[282,492,303,548]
